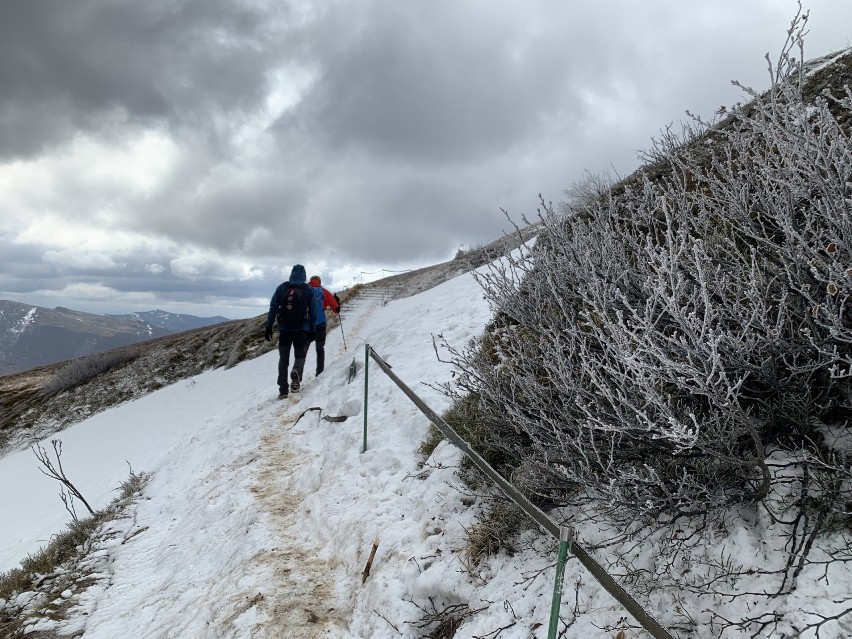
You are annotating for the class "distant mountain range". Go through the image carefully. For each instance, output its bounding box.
[0,301,230,376]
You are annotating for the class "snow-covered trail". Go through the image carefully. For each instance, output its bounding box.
[247,273,503,639]
[4,270,511,639]
[61,294,391,639]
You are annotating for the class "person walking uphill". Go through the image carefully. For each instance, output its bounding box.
[307,275,341,376]
[264,264,320,399]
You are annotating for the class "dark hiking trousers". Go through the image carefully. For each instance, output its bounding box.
[311,323,328,376]
[277,330,308,392]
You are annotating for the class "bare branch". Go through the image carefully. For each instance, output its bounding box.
[32,439,95,517]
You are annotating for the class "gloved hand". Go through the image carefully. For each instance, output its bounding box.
[264,326,273,342]
[333,293,341,311]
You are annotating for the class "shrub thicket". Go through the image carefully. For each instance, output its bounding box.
[447,23,852,526]
[40,350,140,398]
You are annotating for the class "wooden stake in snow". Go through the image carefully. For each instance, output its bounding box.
[361,537,380,583]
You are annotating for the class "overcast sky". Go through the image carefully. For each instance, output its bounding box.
[1,1,851,319]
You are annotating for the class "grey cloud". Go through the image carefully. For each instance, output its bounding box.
[0,241,60,290]
[3,0,852,319]
[0,0,287,160]
[129,171,311,256]
[284,2,579,164]
[0,234,272,316]
[323,176,482,263]
[267,0,791,267]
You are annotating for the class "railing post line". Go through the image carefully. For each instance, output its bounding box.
[362,343,369,453]
[547,526,572,639]
[364,346,676,639]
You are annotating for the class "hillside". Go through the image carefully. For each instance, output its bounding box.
[0,228,530,459]
[440,28,852,638]
[0,258,519,639]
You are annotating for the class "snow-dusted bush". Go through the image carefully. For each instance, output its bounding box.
[40,350,140,398]
[450,24,852,525]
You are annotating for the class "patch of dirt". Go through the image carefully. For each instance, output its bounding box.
[248,421,351,638]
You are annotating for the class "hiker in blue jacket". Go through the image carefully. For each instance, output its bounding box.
[264,264,319,398]
[307,275,340,377]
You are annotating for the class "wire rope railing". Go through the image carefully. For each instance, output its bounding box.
[361,344,675,639]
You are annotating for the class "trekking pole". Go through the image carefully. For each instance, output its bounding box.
[338,311,348,350]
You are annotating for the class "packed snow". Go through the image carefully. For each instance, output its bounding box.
[8,308,37,336]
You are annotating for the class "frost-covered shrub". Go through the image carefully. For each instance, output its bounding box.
[41,350,139,397]
[451,30,852,524]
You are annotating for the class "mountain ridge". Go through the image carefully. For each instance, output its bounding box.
[0,300,230,376]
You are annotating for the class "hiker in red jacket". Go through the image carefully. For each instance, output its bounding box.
[307,275,340,376]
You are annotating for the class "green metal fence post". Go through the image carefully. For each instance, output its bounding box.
[362,343,369,453]
[548,526,571,639]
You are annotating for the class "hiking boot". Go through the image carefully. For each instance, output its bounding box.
[278,387,288,400]
[290,369,301,392]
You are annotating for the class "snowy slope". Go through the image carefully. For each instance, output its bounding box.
[2,258,851,638]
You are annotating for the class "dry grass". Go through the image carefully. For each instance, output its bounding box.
[463,501,527,568]
[417,424,446,460]
[40,350,141,398]
[408,598,483,639]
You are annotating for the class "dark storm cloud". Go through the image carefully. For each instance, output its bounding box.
[282,1,771,167]
[270,0,795,265]
[0,0,285,159]
[0,234,146,294]
[286,2,578,164]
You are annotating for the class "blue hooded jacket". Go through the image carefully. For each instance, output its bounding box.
[266,264,319,332]
[311,287,327,325]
